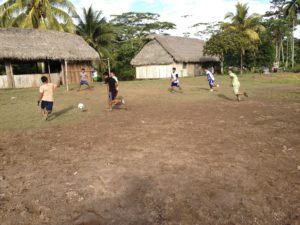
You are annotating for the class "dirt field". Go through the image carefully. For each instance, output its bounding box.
[0,74,299,225]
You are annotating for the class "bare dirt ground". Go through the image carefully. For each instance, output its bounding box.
[0,78,300,225]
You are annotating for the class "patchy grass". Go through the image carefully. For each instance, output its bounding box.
[0,73,299,131]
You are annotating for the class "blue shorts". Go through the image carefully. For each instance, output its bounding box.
[41,101,53,111]
[208,79,214,88]
[171,82,179,87]
[80,80,89,85]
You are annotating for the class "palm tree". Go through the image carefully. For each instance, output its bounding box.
[284,0,300,68]
[76,6,115,60]
[0,0,77,32]
[223,2,265,74]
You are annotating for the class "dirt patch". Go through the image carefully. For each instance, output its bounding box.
[0,85,300,225]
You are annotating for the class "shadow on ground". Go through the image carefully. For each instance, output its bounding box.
[217,94,234,101]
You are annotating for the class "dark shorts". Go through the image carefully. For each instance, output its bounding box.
[208,79,214,88]
[80,80,89,85]
[41,101,53,111]
[109,91,117,101]
[171,82,179,87]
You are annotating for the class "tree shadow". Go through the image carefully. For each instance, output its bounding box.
[217,94,234,101]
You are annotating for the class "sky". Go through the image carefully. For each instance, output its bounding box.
[72,0,300,38]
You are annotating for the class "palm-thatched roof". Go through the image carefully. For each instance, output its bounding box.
[131,34,218,66]
[0,28,100,61]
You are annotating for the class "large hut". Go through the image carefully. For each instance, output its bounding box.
[131,34,219,79]
[0,28,100,89]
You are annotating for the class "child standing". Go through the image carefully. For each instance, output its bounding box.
[228,67,248,101]
[78,68,90,90]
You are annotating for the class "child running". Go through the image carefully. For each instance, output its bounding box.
[104,71,125,111]
[204,67,219,92]
[169,67,182,93]
[37,76,57,120]
[228,67,248,101]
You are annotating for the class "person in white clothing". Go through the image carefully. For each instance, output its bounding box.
[169,67,182,93]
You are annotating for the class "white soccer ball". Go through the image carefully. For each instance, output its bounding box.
[78,103,84,109]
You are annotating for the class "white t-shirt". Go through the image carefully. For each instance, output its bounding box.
[80,72,88,81]
[206,70,214,81]
[171,72,179,83]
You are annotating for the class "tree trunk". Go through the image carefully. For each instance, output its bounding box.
[281,39,284,64]
[240,50,243,75]
[286,37,289,68]
[291,19,295,68]
[220,52,224,75]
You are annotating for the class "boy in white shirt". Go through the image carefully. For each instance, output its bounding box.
[169,67,182,93]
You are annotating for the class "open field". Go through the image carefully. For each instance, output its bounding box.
[0,73,300,225]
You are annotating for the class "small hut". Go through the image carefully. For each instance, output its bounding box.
[131,34,219,79]
[0,28,100,89]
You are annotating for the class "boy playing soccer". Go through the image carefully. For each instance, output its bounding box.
[228,67,248,101]
[204,67,219,92]
[78,68,90,90]
[104,71,125,111]
[37,76,57,120]
[169,67,182,93]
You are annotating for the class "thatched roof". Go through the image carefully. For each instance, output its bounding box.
[131,34,219,66]
[0,28,100,61]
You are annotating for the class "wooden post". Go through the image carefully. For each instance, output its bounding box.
[65,60,69,91]
[5,61,14,88]
[47,61,52,83]
[60,61,65,85]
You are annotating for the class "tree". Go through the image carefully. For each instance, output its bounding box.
[223,2,265,74]
[283,0,300,68]
[110,12,176,80]
[76,6,115,60]
[204,31,237,74]
[0,0,77,32]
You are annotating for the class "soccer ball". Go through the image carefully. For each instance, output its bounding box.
[78,103,84,110]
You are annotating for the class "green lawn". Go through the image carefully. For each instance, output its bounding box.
[0,72,299,131]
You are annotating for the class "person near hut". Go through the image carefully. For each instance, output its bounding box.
[78,68,90,91]
[228,67,248,101]
[111,71,119,96]
[104,71,125,111]
[204,67,219,92]
[169,67,182,93]
[37,76,57,120]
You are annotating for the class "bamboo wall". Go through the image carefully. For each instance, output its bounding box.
[0,75,8,88]
[0,73,61,89]
[135,63,193,79]
[67,62,93,84]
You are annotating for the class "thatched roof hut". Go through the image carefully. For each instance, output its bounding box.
[0,28,99,89]
[131,34,219,79]
[131,34,218,66]
[0,27,99,61]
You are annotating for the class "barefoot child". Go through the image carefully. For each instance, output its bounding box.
[228,67,248,101]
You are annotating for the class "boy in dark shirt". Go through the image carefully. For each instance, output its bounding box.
[104,71,124,111]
